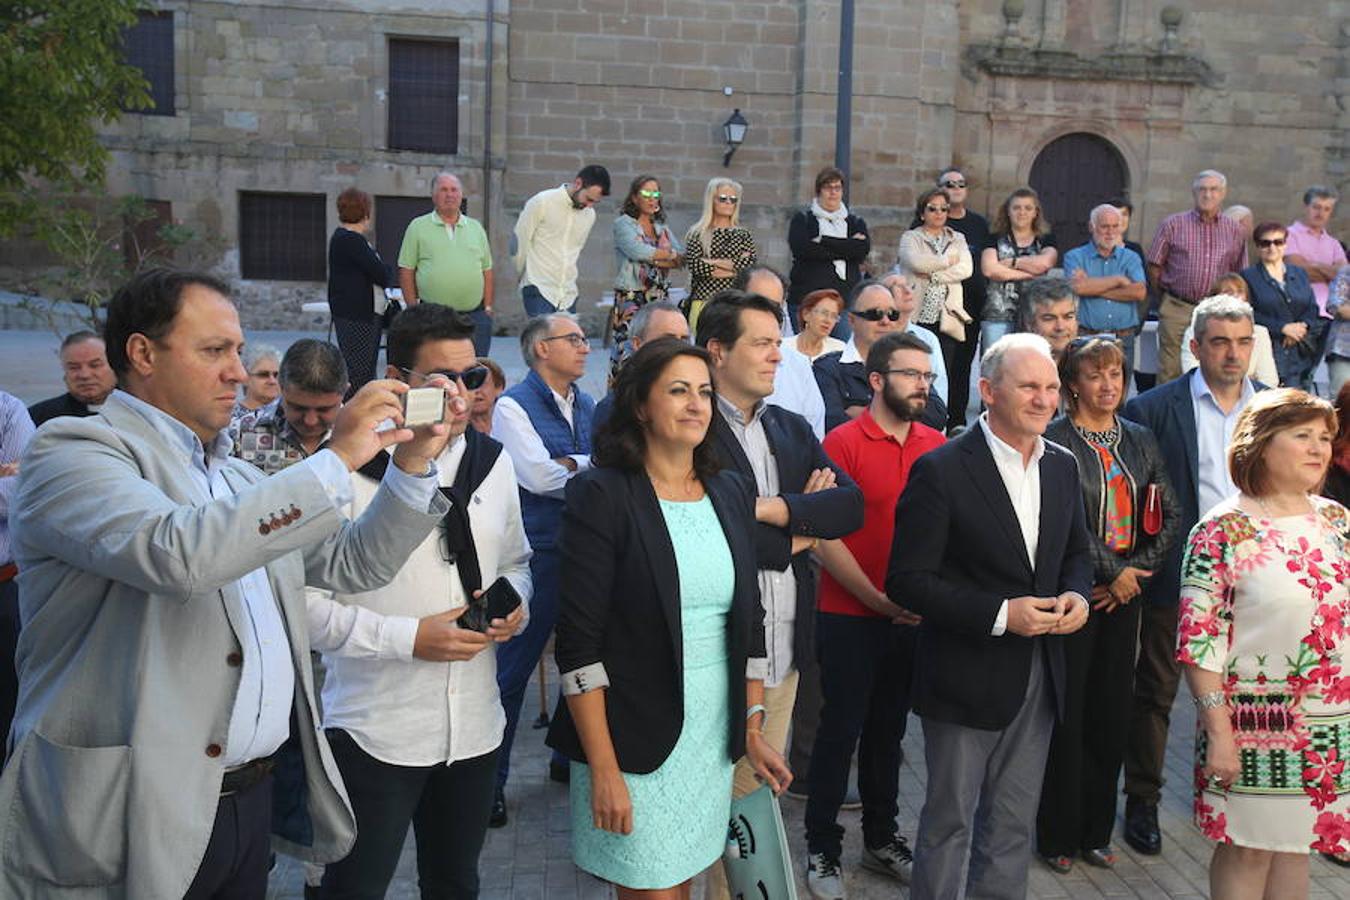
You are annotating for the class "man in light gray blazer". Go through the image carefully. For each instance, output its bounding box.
[1,269,458,898]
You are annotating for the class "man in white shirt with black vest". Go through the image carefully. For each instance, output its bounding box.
[512,165,611,316]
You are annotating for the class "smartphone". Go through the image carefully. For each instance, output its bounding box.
[402,386,446,427]
[459,576,523,632]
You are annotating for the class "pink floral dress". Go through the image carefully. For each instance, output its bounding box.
[1177,496,1350,853]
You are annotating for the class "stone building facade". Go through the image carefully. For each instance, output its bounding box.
[75,0,1350,329]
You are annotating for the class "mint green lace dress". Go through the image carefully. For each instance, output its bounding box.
[570,495,736,889]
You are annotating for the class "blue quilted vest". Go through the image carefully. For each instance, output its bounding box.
[503,368,594,550]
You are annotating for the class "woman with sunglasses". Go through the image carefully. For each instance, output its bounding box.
[898,188,972,427]
[793,288,847,361]
[612,175,685,382]
[1037,335,1181,875]
[981,188,1059,351]
[787,166,871,339]
[684,178,756,332]
[1242,222,1324,390]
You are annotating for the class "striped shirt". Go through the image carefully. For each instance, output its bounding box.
[0,391,36,564]
[1147,209,1248,302]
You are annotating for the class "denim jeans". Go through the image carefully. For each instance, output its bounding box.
[494,546,561,788]
[980,319,1014,354]
[521,285,574,318]
[466,305,493,358]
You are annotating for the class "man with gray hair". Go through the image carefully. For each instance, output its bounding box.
[27,330,118,426]
[591,300,688,437]
[1018,276,1079,361]
[232,339,349,475]
[489,312,595,825]
[1120,293,1263,857]
[1146,169,1249,383]
[888,332,1091,899]
[398,172,495,356]
[1064,204,1147,375]
[1286,185,1345,318]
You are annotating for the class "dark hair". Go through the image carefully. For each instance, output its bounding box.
[814,166,846,194]
[477,356,506,390]
[104,268,232,378]
[990,187,1049,238]
[865,331,931,376]
[592,338,721,479]
[386,302,477,372]
[913,187,951,226]
[1252,220,1287,243]
[279,339,348,395]
[60,329,102,351]
[694,289,784,349]
[336,187,372,224]
[620,174,665,222]
[1018,275,1076,330]
[1333,380,1350,464]
[732,264,787,293]
[1106,195,1133,214]
[848,278,891,311]
[576,165,611,195]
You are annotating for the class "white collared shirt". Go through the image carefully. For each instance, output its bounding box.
[491,387,591,498]
[771,344,827,440]
[978,414,1045,637]
[1191,373,1256,517]
[317,437,533,767]
[513,184,597,309]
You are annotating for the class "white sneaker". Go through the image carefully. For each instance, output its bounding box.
[805,852,846,899]
[861,835,913,883]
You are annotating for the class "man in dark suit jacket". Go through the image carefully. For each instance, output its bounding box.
[27,331,117,426]
[696,289,864,900]
[1118,296,1262,855]
[888,333,1092,900]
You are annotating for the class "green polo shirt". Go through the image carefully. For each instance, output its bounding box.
[397,211,492,311]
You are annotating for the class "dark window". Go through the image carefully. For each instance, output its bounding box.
[238,192,327,281]
[123,11,175,116]
[374,196,432,267]
[122,200,174,269]
[387,38,459,154]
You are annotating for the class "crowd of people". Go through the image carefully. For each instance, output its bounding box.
[0,162,1347,900]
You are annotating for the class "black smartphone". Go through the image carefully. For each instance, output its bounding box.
[460,576,523,632]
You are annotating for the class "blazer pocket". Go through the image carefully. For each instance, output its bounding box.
[6,731,131,886]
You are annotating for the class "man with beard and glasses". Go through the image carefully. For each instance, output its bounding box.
[802,331,946,897]
[512,165,612,316]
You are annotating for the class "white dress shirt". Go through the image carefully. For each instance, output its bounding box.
[979,414,1044,638]
[318,436,533,767]
[512,185,597,309]
[491,387,591,498]
[1192,372,1256,518]
[772,344,827,440]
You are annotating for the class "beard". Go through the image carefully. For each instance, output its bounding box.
[881,380,927,422]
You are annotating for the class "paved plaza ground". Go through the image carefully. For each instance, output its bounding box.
[3,325,1349,899]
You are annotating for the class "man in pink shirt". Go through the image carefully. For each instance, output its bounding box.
[1285,185,1345,316]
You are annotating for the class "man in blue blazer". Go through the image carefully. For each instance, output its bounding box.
[1119,295,1263,855]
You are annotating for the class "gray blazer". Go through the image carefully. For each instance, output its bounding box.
[0,394,448,898]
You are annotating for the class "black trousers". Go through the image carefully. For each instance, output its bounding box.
[1123,601,1184,806]
[321,730,498,900]
[804,614,917,859]
[943,320,980,431]
[332,318,383,397]
[183,773,274,900]
[0,577,18,756]
[1036,600,1141,855]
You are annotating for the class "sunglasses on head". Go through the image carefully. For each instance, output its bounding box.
[940,180,966,189]
[925,204,950,214]
[852,307,902,322]
[716,194,739,204]
[1256,238,1286,248]
[1067,335,1121,351]
[638,189,662,199]
[399,365,490,391]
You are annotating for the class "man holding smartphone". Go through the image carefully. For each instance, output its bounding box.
[315,302,533,899]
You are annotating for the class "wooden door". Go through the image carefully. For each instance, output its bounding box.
[1028,133,1128,253]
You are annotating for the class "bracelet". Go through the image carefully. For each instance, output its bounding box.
[1193,691,1226,711]
[745,704,766,723]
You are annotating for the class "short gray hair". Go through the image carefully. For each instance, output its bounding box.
[430,171,460,194]
[1304,185,1340,206]
[1088,203,1122,228]
[1192,294,1254,339]
[1018,276,1076,330]
[1193,169,1228,190]
[629,300,686,342]
[520,311,579,368]
[242,343,280,374]
[278,339,348,394]
[1223,204,1252,223]
[980,333,1054,383]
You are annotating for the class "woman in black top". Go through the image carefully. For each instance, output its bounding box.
[328,187,394,394]
[787,166,870,340]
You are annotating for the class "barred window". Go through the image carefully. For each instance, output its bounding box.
[123,11,175,116]
[387,38,459,154]
[238,192,327,281]
[374,196,431,267]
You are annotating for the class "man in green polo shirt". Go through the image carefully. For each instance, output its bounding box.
[398,171,495,355]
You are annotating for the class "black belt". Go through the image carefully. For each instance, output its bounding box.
[220,753,277,797]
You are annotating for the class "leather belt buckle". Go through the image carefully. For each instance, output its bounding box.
[220,753,277,797]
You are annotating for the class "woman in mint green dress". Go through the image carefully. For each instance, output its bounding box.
[547,338,792,897]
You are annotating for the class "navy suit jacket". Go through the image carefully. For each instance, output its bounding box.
[886,426,1093,730]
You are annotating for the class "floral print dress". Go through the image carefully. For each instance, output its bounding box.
[1177,496,1350,853]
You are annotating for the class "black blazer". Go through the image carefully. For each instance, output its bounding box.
[327,227,394,322]
[546,467,766,774]
[27,392,93,427]
[709,404,864,666]
[786,208,871,307]
[886,426,1093,731]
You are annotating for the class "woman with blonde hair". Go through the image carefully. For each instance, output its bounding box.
[684,178,756,330]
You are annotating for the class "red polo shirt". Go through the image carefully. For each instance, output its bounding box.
[819,410,946,617]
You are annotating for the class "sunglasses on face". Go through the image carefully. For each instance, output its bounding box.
[925,205,950,214]
[638,189,662,199]
[940,180,966,189]
[1256,238,1286,248]
[716,195,739,204]
[852,307,902,322]
[399,365,490,390]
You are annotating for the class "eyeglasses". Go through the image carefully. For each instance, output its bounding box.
[940,180,966,189]
[1256,238,1286,248]
[249,369,279,379]
[542,333,589,348]
[851,308,902,322]
[638,189,662,199]
[881,368,938,385]
[925,205,950,214]
[399,364,490,390]
[716,195,739,204]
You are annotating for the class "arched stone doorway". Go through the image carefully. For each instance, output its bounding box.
[1028,133,1129,252]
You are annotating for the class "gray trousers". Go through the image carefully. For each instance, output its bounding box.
[910,646,1056,900]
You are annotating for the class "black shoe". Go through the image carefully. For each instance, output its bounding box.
[1124,800,1161,855]
[304,886,321,900]
[549,759,571,784]
[488,788,508,828]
